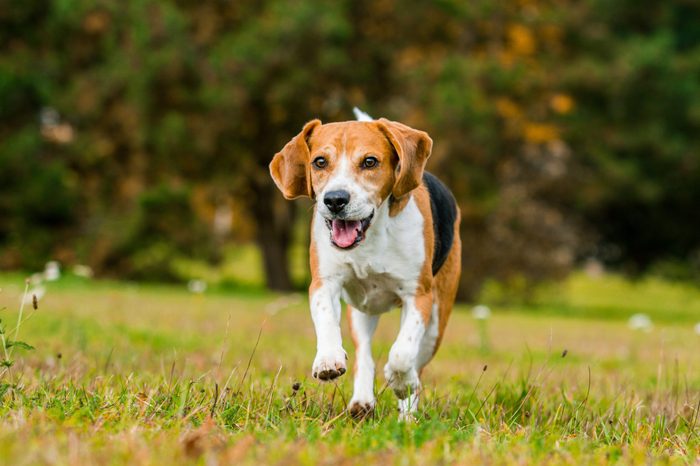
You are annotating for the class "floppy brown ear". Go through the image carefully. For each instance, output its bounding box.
[377,118,433,199]
[269,119,321,199]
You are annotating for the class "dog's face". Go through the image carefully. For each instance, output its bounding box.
[270,119,432,249]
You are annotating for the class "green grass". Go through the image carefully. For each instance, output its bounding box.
[1,272,699,464]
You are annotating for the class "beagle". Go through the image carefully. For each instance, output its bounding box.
[269,110,461,419]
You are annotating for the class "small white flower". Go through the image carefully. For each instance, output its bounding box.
[29,272,44,286]
[40,107,60,127]
[23,285,46,305]
[628,313,653,332]
[44,261,61,281]
[187,279,207,294]
[472,305,492,320]
[72,264,94,278]
[694,323,700,336]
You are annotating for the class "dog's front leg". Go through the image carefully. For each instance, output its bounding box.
[384,293,432,416]
[309,282,347,381]
[347,306,379,418]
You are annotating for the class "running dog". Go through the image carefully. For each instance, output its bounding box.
[269,109,461,419]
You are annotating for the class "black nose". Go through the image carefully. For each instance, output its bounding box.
[324,190,350,214]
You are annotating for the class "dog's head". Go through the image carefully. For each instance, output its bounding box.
[270,119,432,249]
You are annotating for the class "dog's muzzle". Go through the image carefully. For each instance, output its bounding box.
[325,212,374,250]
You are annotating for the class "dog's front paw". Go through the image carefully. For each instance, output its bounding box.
[384,358,420,400]
[348,398,375,419]
[312,348,347,381]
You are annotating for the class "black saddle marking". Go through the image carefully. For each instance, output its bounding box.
[423,172,457,275]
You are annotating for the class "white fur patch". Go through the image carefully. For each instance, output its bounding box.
[313,197,426,313]
[384,299,424,399]
[416,302,439,370]
[353,107,374,122]
[347,307,379,414]
[398,392,420,421]
[309,283,347,380]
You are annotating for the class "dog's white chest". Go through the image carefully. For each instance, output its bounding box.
[315,197,426,314]
[341,268,402,314]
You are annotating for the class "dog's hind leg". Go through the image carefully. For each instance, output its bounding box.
[347,305,379,418]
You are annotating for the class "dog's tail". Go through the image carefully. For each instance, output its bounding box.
[353,107,374,122]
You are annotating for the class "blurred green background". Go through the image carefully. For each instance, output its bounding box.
[2,0,699,300]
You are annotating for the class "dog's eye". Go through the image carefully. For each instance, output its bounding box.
[312,156,328,169]
[361,156,378,169]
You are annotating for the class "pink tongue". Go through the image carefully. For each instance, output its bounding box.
[331,219,361,248]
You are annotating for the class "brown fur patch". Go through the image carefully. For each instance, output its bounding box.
[411,184,437,325]
[388,195,411,217]
[273,119,433,221]
[308,211,322,297]
[269,120,320,199]
[376,118,432,199]
[431,209,462,357]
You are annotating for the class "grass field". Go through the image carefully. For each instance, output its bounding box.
[1,272,699,465]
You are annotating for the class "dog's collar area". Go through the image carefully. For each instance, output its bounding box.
[325,211,374,250]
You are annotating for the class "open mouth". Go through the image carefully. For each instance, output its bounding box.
[325,212,374,250]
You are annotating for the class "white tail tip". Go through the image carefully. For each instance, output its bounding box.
[353,107,374,122]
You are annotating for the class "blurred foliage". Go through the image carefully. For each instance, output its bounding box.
[104,184,220,281]
[562,0,700,272]
[0,0,698,299]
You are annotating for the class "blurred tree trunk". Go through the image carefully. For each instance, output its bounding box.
[250,183,295,291]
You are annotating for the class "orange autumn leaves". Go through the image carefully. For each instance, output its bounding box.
[496,93,574,144]
[494,20,575,144]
